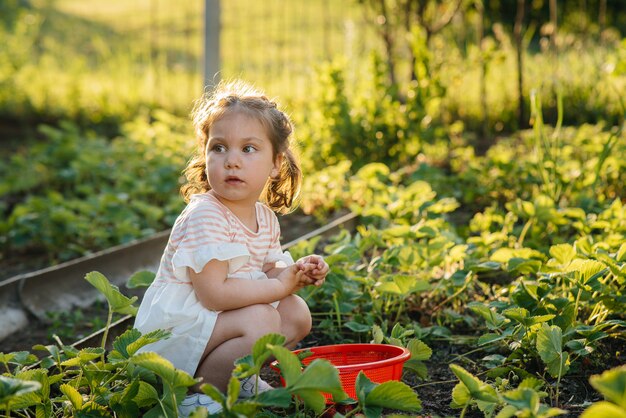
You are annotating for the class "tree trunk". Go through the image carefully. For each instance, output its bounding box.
[514,0,526,128]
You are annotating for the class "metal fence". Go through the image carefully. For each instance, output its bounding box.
[34,0,373,113]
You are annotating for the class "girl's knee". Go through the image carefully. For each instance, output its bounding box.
[242,304,281,336]
[281,295,312,336]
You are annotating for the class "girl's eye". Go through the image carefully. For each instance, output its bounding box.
[211,144,226,153]
[243,145,257,153]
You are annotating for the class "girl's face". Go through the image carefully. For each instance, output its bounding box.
[206,111,282,210]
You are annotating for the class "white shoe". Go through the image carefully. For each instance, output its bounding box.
[239,374,273,398]
[178,393,223,417]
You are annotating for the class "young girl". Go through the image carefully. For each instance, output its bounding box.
[134,80,328,415]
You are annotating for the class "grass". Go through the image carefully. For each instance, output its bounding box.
[1,1,623,135]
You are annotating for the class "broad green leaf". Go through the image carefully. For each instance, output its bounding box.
[60,383,83,409]
[362,405,383,418]
[404,359,428,379]
[566,260,607,283]
[126,270,156,289]
[589,366,626,409]
[372,325,384,344]
[289,359,346,401]
[60,348,104,367]
[365,380,421,412]
[450,364,498,403]
[252,334,286,370]
[131,352,196,387]
[345,321,372,333]
[581,402,626,418]
[550,244,576,265]
[536,324,570,378]
[85,271,138,315]
[519,377,544,390]
[617,243,626,263]
[0,351,36,366]
[295,389,326,414]
[503,307,529,324]
[226,376,240,408]
[508,258,542,274]
[0,376,41,402]
[270,345,301,386]
[134,382,159,408]
[450,382,471,408]
[255,387,292,408]
[356,371,378,402]
[375,275,429,295]
[407,339,432,361]
[469,302,506,329]
[478,333,508,346]
[201,383,226,403]
[501,387,537,411]
[112,328,170,359]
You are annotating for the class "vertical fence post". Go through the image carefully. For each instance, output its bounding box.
[204,0,221,89]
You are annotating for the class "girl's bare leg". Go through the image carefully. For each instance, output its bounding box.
[277,294,312,349]
[194,304,281,391]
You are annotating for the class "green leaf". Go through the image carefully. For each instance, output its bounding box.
[134,382,159,408]
[589,366,626,409]
[294,389,326,414]
[289,359,347,403]
[226,376,240,408]
[536,324,570,378]
[450,364,499,403]
[60,383,83,409]
[255,387,292,408]
[60,348,104,367]
[508,258,542,274]
[581,401,626,418]
[344,321,372,333]
[131,352,196,387]
[356,371,378,402]
[407,339,432,361]
[501,387,537,411]
[270,345,302,387]
[550,244,576,265]
[200,383,226,403]
[372,325,384,344]
[111,328,170,360]
[252,334,286,371]
[469,302,506,329]
[0,375,42,405]
[450,382,471,408]
[365,380,422,412]
[404,359,428,379]
[616,243,626,263]
[85,271,138,315]
[126,271,156,289]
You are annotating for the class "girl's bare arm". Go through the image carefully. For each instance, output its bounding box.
[189,260,302,311]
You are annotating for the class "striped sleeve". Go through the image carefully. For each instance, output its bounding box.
[171,202,249,280]
[263,208,294,268]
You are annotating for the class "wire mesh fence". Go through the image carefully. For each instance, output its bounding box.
[16,0,376,118]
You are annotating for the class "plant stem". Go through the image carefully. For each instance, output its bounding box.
[100,306,113,364]
[460,402,469,418]
[517,217,533,247]
[333,293,342,330]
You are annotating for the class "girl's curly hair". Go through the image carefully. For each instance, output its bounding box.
[181,80,302,213]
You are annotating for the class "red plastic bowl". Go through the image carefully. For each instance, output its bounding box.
[270,343,411,401]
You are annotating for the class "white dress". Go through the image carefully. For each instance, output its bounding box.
[134,192,293,376]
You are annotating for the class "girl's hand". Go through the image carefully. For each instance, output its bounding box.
[277,264,307,293]
[296,255,328,287]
